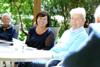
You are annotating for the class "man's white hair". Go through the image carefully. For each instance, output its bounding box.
[70,7,86,19]
[2,13,11,19]
[94,5,100,20]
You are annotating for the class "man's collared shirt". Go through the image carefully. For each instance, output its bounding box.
[70,26,84,33]
[3,25,10,31]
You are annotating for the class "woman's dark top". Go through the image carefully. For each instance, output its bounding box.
[26,26,55,50]
[0,25,17,42]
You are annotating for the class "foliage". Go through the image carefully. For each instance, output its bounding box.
[50,18,60,27]
[22,18,33,31]
[19,32,26,41]
[84,0,99,28]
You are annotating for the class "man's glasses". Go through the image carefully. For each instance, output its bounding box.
[2,18,10,21]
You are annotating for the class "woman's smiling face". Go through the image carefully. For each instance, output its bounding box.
[37,16,48,27]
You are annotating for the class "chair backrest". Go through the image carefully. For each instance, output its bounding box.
[85,28,88,34]
[50,27,61,45]
[14,25,20,37]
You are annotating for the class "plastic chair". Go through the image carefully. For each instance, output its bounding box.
[45,59,62,67]
[14,25,20,37]
[50,27,61,45]
[45,27,61,67]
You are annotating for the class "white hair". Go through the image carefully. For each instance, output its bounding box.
[70,7,86,19]
[2,13,11,19]
[94,5,100,20]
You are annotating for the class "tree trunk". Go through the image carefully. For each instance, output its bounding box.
[17,7,27,35]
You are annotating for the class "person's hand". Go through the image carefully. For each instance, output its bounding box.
[14,64,18,67]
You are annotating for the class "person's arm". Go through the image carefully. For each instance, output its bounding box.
[25,33,30,46]
[50,30,70,53]
[53,34,88,59]
[43,32,54,50]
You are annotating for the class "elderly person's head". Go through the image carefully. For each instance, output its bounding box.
[1,13,11,27]
[94,5,100,23]
[36,11,50,27]
[70,7,86,30]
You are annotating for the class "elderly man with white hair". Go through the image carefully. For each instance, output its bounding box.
[18,7,88,67]
[0,13,17,42]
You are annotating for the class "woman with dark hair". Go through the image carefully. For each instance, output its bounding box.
[26,11,54,50]
[15,11,55,67]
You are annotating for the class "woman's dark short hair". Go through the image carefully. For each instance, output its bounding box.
[36,11,50,27]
